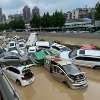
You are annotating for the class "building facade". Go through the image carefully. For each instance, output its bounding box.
[23,6,30,22]
[67,7,94,20]
[32,6,40,16]
[0,8,2,22]
[2,14,6,21]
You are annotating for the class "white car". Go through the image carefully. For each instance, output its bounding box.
[50,44,70,55]
[3,66,35,86]
[28,46,37,56]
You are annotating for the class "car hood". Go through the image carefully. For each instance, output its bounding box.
[60,51,70,60]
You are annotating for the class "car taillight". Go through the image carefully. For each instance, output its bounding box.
[21,77,26,80]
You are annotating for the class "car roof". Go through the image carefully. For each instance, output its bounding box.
[77,49,100,57]
[52,44,66,48]
[45,55,72,66]
[2,52,17,56]
[10,66,30,72]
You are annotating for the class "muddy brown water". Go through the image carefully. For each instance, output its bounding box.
[9,66,100,100]
[1,34,100,100]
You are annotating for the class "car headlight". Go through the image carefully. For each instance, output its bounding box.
[70,79,74,83]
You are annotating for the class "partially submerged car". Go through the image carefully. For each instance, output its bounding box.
[0,52,28,66]
[28,46,37,56]
[30,50,48,65]
[50,44,70,55]
[44,55,88,89]
[3,65,35,86]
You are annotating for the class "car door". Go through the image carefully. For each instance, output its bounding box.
[44,58,51,71]
[12,68,20,81]
[5,67,15,80]
[52,65,65,82]
[72,56,84,66]
[4,56,13,63]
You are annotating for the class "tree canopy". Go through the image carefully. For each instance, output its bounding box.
[95,2,100,20]
[30,11,66,28]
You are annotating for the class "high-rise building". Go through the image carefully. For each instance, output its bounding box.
[8,14,13,20]
[32,6,40,16]
[23,6,30,22]
[2,14,6,21]
[67,7,93,20]
[0,8,2,22]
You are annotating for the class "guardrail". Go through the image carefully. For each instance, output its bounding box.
[0,67,21,100]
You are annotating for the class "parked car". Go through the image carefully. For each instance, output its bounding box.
[50,44,70,55]
[44,55,88,89]
[0,52,28,66]
[3,66,35,86]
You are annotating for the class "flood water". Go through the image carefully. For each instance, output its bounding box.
[6,35,100,100]
[9,66,100,100]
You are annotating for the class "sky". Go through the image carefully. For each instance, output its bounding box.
[0,0,99,18]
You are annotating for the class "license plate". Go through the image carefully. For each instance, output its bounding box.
[80,86,84,89]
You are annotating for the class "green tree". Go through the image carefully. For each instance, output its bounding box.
[95,2,100,20]
[9,19,25,30]
[30,14,40,28]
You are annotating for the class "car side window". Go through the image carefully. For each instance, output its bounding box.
[12,56,19,59]
[4,56,12,59]
[13,68,20,74]
[55,47,60,51]
[56,67,64,75]
[7,67,14,72]
[79,50,85,54]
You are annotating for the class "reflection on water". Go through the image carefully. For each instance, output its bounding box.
[9,66,100,100]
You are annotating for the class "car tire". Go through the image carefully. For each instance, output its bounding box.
[94,66,100,69]
[16,80,21,86]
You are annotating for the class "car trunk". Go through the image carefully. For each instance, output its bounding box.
[22,69,33,80]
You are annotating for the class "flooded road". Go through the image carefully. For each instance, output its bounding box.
[10,66,100,100]
[6,34,100,100]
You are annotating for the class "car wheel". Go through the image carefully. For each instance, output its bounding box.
[16,80,21,86]
[94,66,100,69]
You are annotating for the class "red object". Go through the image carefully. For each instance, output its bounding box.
[21,77,26,80]
[80,46,96,50]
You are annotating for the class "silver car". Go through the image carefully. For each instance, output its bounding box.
[0,52,28,66]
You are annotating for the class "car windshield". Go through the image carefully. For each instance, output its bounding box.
[61,47,70,51]
[19,44,24,47]
[9,47,17,51]
[63,64,80,75]
[69,49,77,58]
[45,50,56,56]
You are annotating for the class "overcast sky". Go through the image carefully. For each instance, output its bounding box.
[0,0,99,18]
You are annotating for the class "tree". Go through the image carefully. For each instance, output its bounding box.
[9,19,25,30]
[30,14,40,28]
[95,2,100,20]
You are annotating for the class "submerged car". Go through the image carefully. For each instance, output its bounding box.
[44,55,88,89]
[3,65,35,86]
[0,52,28,66]
[30,50,48,65]
[50,44,70,55]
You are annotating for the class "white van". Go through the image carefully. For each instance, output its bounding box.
[72,55,100,69]
[60,49,100,69]
[36,41,50,50]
